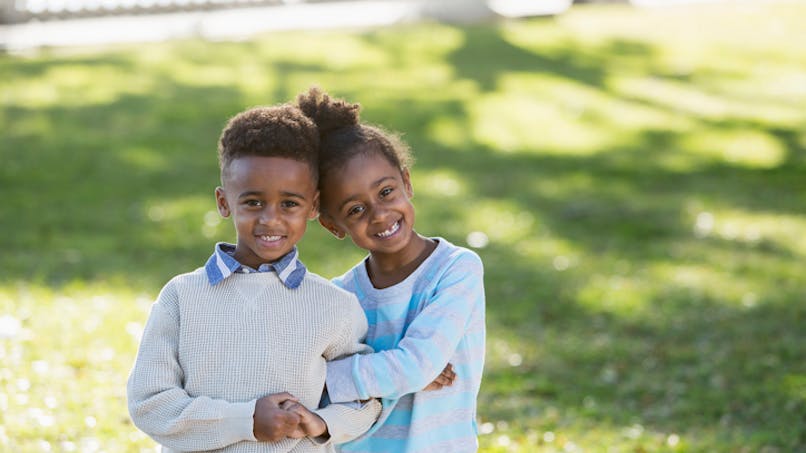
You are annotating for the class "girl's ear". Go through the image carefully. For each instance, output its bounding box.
[215,187,231,218]
[402,168,414,198]
[318,214,346,240]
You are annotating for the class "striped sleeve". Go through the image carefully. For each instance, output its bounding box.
[327,251,485,402]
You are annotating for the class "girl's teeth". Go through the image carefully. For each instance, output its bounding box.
[377,222,400,238]
[261,235,281,241]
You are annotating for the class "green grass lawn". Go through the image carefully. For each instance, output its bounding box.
[2,2,805,451]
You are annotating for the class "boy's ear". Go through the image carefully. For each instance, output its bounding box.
[318,214,345,240]
[215,187,231,218]
[308,190,320,221]
[402,168,414,198]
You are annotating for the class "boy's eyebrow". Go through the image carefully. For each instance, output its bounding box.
[238,190,308,200]
[337,176,395,211]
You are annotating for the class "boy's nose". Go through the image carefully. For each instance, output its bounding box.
[259,207,281,225]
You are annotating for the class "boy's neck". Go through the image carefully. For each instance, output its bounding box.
[366,234,437,289]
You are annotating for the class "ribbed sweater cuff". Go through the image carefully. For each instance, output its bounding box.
[314,399,381,445]
[326,356,363,402]
[219,399,258,444]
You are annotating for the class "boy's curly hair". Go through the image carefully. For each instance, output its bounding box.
[296,87,412,186]
[217,103,319,180]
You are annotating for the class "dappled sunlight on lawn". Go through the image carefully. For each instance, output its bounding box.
[0,284,154,451]
[2,2,805,451]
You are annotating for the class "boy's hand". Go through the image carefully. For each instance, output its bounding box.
[253,392,301,442]
[423,363,456,391]
[280,400,328,439]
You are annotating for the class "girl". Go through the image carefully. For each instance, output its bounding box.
[297,88,486,453]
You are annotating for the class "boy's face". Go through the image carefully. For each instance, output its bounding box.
[318,152,416,256]
[216,156,318,269]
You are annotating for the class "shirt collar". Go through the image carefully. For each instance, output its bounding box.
[204,242,307,289]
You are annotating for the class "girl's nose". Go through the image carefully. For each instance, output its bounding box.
[369,205,392,223]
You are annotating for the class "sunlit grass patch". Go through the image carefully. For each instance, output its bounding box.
[469,88,614,154]
[0,283,154,452]
[2,1,806,452]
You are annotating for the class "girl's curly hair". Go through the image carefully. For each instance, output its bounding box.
[296,87,412,186]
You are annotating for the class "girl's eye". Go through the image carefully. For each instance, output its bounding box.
[380,187,393,197]
[281,200,300,208]
[347,205,365,217]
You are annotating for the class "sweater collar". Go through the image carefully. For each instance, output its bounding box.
[204,242,306,289]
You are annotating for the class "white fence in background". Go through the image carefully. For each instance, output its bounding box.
[0,0,300,23]
[0,0,574,25]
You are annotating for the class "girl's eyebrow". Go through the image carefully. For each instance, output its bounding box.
[337,176,395,212]
[371,176,395,187]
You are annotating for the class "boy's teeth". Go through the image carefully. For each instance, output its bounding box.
[261,235,281,241]
[377,222,400,238]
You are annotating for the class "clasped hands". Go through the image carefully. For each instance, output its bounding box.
[253,393,327,442]
[252,363,456,442]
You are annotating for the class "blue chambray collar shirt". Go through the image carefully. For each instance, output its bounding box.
[203,242,307,289]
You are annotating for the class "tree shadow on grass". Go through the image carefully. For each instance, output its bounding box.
[2,21,804,451]
[446,21,615,92]
[0,70,328,287]
[1,39,360,286]
[386,96,806,449]
[478,278,806,450]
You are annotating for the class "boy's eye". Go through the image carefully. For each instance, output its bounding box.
[245,200,263,207]
[281,200,300,208]
[380,187,393,197]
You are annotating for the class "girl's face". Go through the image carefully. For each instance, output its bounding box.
[319,152,416,257]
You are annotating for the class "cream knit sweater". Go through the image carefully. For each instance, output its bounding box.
[127,267,381,453]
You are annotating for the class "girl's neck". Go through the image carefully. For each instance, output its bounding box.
[366,234,437,289]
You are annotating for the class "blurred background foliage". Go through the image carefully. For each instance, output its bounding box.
[1,2,805,451]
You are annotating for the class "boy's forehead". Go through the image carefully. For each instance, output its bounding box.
[223,155,316,189]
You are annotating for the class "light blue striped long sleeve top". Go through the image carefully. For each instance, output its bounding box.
[325,238,486,453]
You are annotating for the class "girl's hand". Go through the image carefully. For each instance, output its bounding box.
[423,363,456,391]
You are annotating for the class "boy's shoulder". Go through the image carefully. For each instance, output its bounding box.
[163,268,355,295]
[301,270,358,301]
[164,267,209,287]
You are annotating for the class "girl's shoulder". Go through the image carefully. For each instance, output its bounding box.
[419,237,484,286]
[429,237,483,269]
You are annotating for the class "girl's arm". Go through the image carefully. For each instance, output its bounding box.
[326,251,485,402]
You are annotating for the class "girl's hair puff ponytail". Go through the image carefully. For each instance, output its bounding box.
[298,86,413,186]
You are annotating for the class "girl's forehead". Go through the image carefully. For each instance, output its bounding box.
[321,156,396,199]
[352,151,401,174]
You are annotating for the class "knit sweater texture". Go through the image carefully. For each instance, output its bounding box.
[127,267,381,453]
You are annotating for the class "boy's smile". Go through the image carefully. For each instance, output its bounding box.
[216,156,318,269]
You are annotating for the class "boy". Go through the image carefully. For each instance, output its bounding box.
[127,101,381,452]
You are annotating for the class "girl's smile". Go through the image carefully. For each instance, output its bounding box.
[319,152,435,285]
[375,220,401,239]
